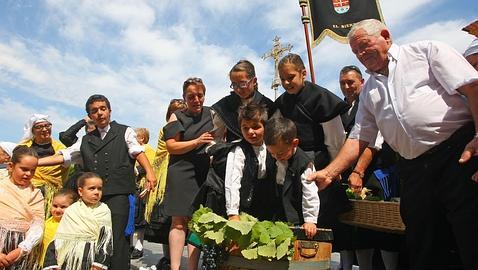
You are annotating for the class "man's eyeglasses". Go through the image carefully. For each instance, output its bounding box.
[230,77,254,89]
[33,123,52,130]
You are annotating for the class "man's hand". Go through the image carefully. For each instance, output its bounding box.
[459,137,478,182]
[348,172,363,193]
[303,222,317,239]
[307,169,334,191]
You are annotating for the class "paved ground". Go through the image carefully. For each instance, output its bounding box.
[130,240,345,270]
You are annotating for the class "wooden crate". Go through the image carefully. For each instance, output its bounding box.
[339,199,405,234]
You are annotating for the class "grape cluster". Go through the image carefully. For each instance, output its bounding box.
[201,245,226,270]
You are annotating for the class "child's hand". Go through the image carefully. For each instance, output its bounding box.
[302,222,317,239]
[0,253,10,268]
[228,215,240,221]
[90,266,103,270]
[5,248,22,264]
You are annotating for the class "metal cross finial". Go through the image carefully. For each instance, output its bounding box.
[262,36,293,100]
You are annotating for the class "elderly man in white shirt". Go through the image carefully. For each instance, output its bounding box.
[308,19,478,270]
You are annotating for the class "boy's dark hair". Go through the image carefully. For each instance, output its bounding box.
[229,60,258,91]
[278,53,306,71]
[54,188,78,204]
[238,103,268,126]
[264,117,297,146]
[85,94,111,114]
[340,65,363,78]
[11,145,38,164]
[77,172,103,188]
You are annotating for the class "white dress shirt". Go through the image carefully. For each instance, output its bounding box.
[224,143,267,216]
[275,149,320,224]
[350,41,478,159]
[60,122,144,166]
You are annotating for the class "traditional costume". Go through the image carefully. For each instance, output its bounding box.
[211,91,274,142]
[37,217,60,268]
[0,178,44,270]
[162,107,213,217]
[43,200,113,270]
[275,81,350,227]
[19,114,69,218]
[193,140,278,220]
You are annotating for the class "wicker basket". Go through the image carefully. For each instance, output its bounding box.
[339,200,405,234]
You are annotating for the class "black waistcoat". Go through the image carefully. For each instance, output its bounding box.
[212,91,275,142]
[281,147,313,225]
[81,121,136,196]
[205,140,277,220]
[275,81,349,152]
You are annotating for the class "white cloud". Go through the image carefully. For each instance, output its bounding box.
[396,19,476,53]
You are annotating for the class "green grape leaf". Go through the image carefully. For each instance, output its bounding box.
[257,241,276,258]
[204,229,225,245]
[226,220,254,235]
[241,247,258,260]
[276,238,291,260]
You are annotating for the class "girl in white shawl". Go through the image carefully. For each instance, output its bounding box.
[43,172,113,270]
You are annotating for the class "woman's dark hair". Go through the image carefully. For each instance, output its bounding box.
[182,77,206,96]
[229,60,258,91]
[166,99,187,121]
[77,172,103,188]
[11,145,38,164]
[85,94,111,114]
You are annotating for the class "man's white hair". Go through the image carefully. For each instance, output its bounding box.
[347,19,388,41]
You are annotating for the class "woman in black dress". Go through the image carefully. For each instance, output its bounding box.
[163,77,214,270]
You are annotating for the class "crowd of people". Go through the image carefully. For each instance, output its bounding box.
[0,18,477,270]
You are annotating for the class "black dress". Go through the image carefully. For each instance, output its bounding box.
[162,107,214,217]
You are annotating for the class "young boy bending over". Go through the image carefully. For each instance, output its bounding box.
[264,117,320,239]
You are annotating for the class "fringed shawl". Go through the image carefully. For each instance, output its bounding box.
[144,128,169,223]
[54,200,113,270]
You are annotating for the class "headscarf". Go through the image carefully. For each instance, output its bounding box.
[464,38,478,57]
[22,114,50,142]
[0,142,17,158]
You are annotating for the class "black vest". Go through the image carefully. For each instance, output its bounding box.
[212,91,275,142]
[281,147,313,225]
[275,81,349,152]
[200,141,277,220]
[81,121,136,196]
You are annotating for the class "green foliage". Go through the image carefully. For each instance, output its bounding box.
[189,206,295,261]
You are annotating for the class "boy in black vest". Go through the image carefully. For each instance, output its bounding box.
[264,117,320,239]
[38,94,157,270]
[193,103,278,221]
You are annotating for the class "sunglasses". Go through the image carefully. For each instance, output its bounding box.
[183,77,203,87]
[33,123,52,130]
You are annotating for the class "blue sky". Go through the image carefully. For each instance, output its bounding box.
[1,0,476,146]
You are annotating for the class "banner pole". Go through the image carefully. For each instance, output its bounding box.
[299,0,316,83]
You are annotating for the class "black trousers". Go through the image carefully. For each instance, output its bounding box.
[398,123,478,270]
[102,194,131,270]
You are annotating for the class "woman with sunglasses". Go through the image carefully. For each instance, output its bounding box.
[211,59,275,142]
[19,114,69,219]
[162,78,214,270]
